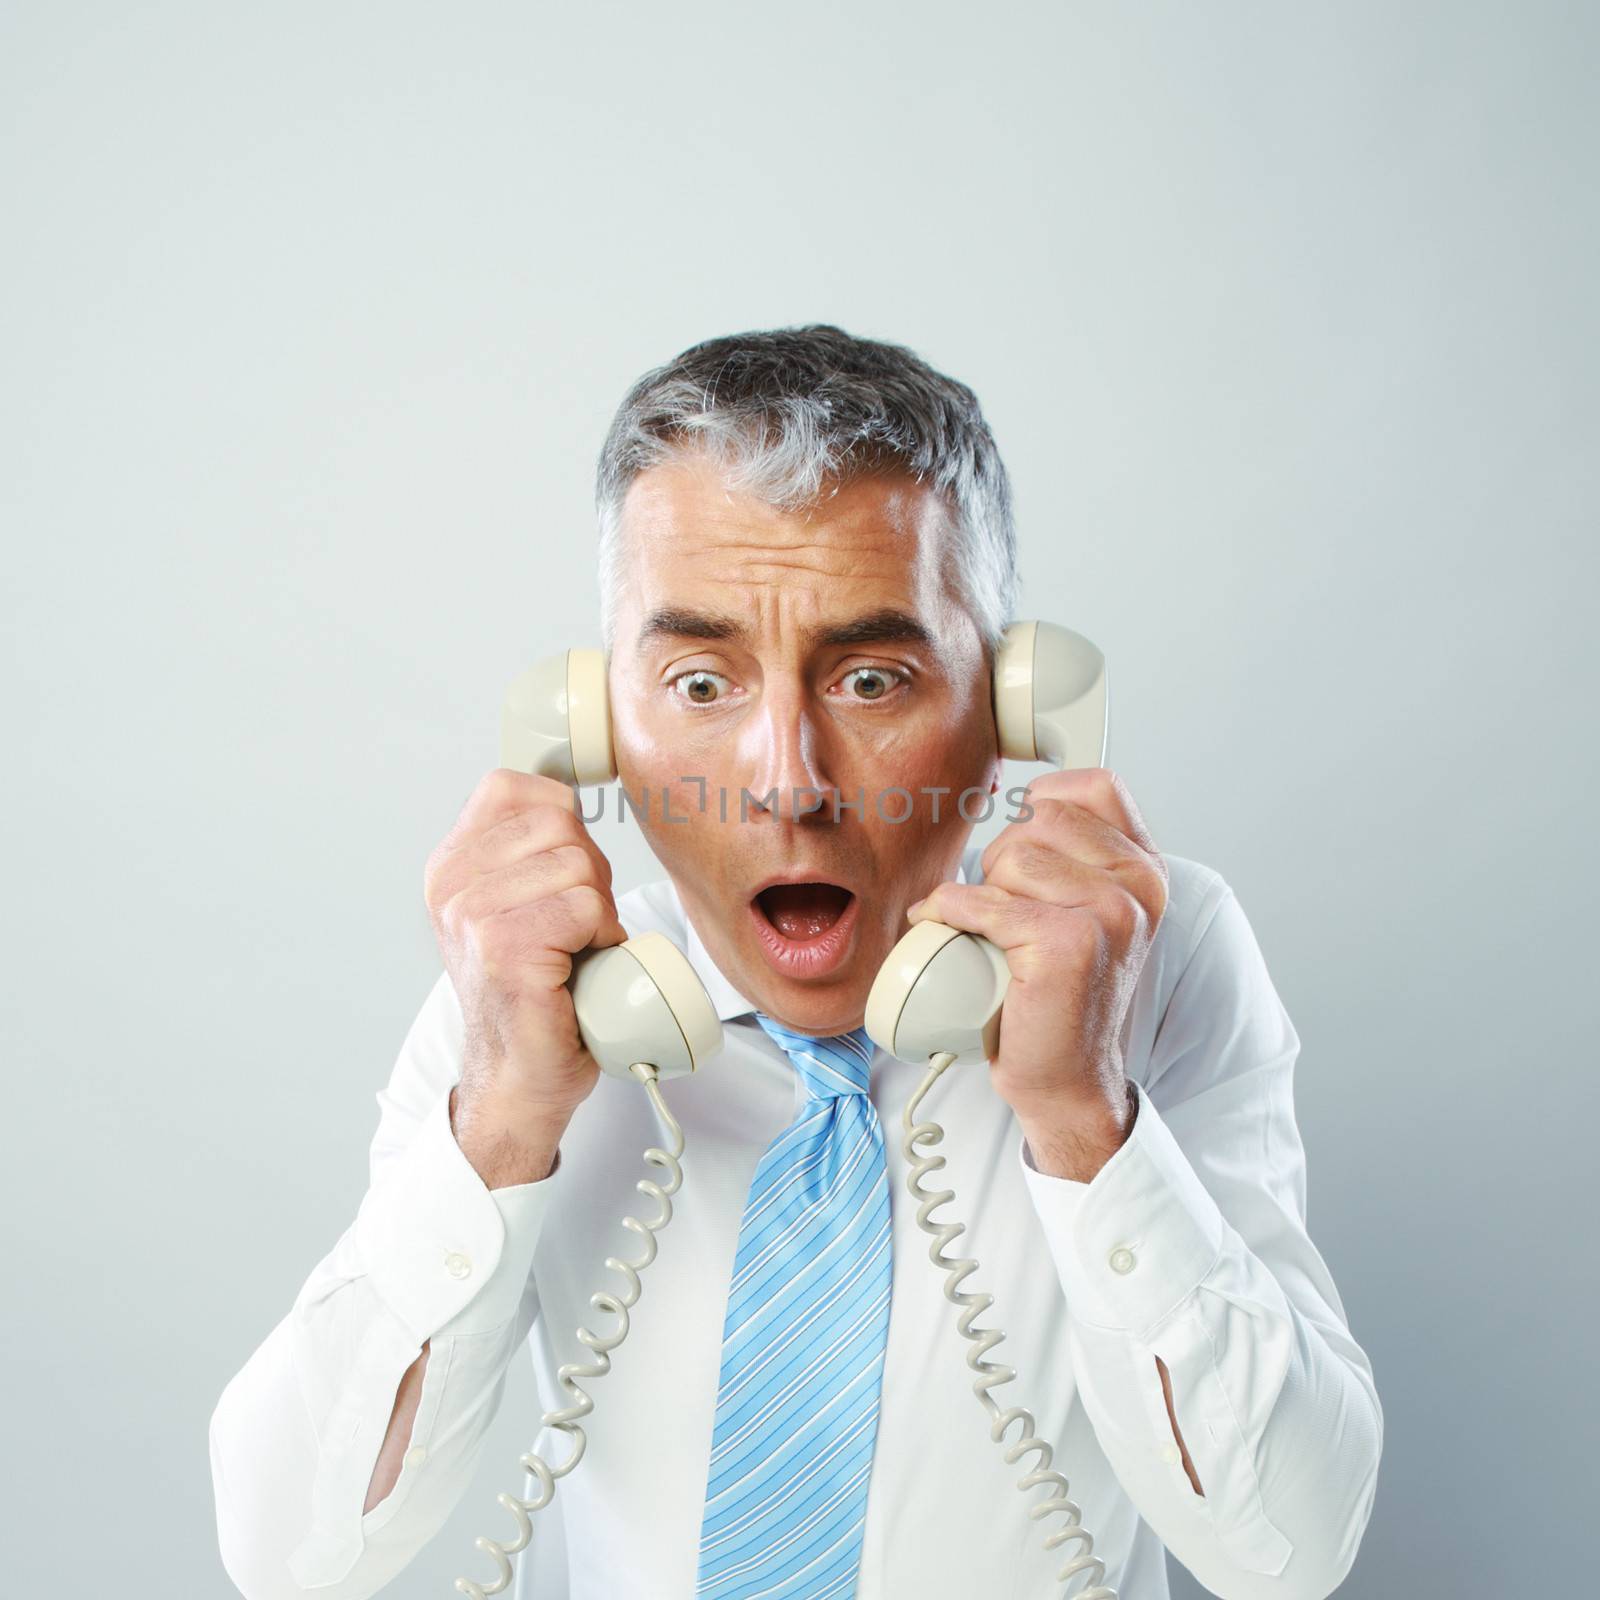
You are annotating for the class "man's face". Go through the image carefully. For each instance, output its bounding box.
[607,451,1001,1037]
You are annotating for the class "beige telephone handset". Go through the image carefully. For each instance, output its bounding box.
[459,621,1116,1600]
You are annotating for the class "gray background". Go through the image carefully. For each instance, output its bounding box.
[2,2,1593,1595]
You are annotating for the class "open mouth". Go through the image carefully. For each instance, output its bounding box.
[747,879,862,978]
[753,882,855,941]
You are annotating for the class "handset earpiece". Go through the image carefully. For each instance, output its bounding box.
[993,618,1108,768]
[864,618,1108,1065]
[500,647,618,785]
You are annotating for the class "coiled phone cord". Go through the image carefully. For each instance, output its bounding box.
[453,1061,683,1600]
[903,1050,1118,1600]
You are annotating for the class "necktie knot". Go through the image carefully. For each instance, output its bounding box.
[753,1013,875,1100]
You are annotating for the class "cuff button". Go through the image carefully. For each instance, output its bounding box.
[444,1249,473,1279]
[1159,1443,1181,1465]
[404,1445,427,1469]
[1108,1245,1137,1275]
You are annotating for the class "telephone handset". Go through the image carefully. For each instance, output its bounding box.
[864,619,1108,1065]
[460,622,1116,1599]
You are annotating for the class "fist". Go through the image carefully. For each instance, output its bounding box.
[906,768,1169,1126]
[424,767,627,1124]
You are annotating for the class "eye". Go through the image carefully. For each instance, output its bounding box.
[837,666,905,703]
[668,668,732,706]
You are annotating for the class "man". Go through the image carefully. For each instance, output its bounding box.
[209,324,1382,1599]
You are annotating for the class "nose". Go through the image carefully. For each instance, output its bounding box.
[736,681,840,824]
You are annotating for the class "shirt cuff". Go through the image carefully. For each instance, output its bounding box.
[354,1086,562,1341]
[1018,1077,1224,1335]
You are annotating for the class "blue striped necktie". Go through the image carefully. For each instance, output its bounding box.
[695,1014,893,1598]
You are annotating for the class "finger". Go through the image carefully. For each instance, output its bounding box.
[1016,768,1161,860]
[983,814,1167,927]
[905,881,1055,953]
[474,802,613,885]
[912,869,1156,965]
[981,799,1148,884]
[992,772,1169,923]
[525,882,628,955]
[476,884,628,987]
[472,842,611,917]
[426,777,598,911]
[437,768,579,861]
[980,836,1103,908]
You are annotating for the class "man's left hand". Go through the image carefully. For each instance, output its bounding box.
[905,768,1169,1181]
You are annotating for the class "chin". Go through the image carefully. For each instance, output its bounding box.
[739,947,889,1036]
[746,974,872,1039]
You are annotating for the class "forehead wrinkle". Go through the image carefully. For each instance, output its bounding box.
[655,529,918,567]
[714,554,910,585]
[616,466,961,650]
[674,539,947,628]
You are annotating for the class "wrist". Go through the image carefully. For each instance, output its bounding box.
[449,1083,573,1188]
[1014,1079,1137,1183]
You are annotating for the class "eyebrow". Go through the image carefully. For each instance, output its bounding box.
[636,606,934,652]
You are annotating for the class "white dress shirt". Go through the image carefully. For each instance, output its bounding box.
[209,848,1382,1600]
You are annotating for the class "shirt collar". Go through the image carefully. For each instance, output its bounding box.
[681,909,761,1023]
[673,853,974,1024]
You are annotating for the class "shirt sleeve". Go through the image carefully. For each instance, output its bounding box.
[1017,873,1384,1600]
[208,970,564,1599]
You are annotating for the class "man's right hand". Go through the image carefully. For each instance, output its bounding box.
[424,767,626,1182]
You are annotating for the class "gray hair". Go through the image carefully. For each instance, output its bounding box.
[593,323,1018,661]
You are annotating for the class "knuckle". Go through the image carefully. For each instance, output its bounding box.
[1022,792,1066,822]
[559,883,611,930]
[1116,854,1167,925]
[548,840,593,876]
[511,802,577,854]
[475,767,522,806]
[477,767,572,814]
[452,884,492,927]
[422,853,446,910]
[975,837,1007,881]
[1103,889,1143,942]
[995,839,1058,892]
[548,804,591,847]
[538,842,600,892]
[980,848,1022,892]
[1147,866,1170,924]
[424,838,468,905]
